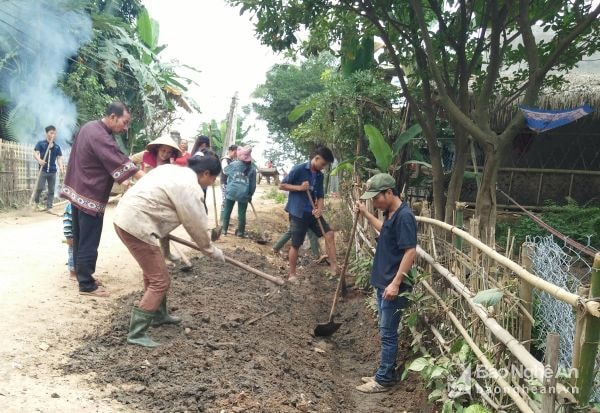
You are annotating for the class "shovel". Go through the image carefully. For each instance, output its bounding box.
[249,202,268,244]
[314,210,360,337]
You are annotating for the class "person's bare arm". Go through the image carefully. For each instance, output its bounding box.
[355,201,383,232]
[382,247,416,300]
[56,156,65,173]
[34,150,46,166]
[279,180,309,192]
[313,197,325,218]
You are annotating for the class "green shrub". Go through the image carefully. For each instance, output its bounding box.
[496,200,600,251]
[349,255,372,289]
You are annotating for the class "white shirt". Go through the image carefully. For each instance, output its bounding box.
[113,164,215,256]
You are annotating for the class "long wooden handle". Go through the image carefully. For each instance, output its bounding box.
[250,202,259,220]
[167,234,285,286]
[211,184,219,227]
[327,211,360,321]
[305,190,327,235]
[29,144,52,205]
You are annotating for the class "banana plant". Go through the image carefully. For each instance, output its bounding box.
[330,123,423,176]
[363,123,422,173]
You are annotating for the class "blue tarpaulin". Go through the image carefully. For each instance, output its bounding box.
[519,104,593,133]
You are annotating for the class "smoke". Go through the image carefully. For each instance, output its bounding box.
[0,0,92,146]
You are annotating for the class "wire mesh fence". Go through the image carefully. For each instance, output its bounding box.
[526,234,599,402]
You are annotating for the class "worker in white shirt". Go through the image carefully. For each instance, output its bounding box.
[113,154,225,348]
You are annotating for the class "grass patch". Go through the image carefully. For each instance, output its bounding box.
[262,188,287,204]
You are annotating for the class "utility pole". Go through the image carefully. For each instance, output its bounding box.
[222,92,238,158]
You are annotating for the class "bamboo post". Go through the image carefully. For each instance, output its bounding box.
[576,253,600,405]
[568,173,574,198]
[541,333,559,413]
[469,216,480,292]
[536,173,544,205]
[571,286,589,385]
[453,202,465,251]
[520,243,534,350]
[417,245,576,403]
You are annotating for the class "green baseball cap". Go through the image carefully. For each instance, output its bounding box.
[360,173,396,200]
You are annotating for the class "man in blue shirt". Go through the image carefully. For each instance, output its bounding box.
[279,145,337,282]
[354,173,417,393]
[33,125,65,210]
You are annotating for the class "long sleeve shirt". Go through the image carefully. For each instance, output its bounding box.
[112,164,216,256]
[60,120,138,216]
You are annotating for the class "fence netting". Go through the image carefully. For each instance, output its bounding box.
[527,234,599,402]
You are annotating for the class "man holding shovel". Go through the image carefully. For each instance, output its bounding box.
[279,145,337,282]
[354,173,417,393]
[33,125,65,210]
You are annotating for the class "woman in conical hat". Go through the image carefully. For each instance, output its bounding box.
[142,136,182,172]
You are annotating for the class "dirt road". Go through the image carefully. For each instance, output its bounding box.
[0,184,428,412]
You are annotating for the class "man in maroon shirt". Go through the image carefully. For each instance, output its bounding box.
[61,102,145,297]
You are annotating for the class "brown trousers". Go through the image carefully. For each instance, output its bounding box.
[114,225,170,312]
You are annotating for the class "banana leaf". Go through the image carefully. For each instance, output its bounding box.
[364,124,392,173]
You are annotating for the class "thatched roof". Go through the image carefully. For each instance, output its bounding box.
[490,73,600,129]
[537,73,600,112]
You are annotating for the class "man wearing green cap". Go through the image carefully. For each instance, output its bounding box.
[354,173,417,393]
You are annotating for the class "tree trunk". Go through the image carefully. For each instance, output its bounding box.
[475,145,501,243]
[444,131,469,223]
[429,144,445,221]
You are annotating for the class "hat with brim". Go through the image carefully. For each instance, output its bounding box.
[360,173,396,200]
[146,136,182,157]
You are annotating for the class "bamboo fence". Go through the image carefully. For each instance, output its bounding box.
[341,176,600,412]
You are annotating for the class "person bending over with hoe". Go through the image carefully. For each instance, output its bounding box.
[113,154,225,348]
[279,145,337,283]
[354,173,417,393]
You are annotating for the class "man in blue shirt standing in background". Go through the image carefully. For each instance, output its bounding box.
[354,173,417,393]
[279,145,337,282]
[33,125,65,210]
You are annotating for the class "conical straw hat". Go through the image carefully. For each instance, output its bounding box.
[146,136,182,157]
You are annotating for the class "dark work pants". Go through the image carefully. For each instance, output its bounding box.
[72,206,104,292]
[34,171,57,208]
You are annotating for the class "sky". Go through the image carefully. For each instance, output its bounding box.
[143,0,284,162]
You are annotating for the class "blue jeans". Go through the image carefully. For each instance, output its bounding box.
[375,287,408,385]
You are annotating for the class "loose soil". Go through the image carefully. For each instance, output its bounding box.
[1,184,431,412]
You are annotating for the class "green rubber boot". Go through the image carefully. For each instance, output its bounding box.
[152,297,181,326]
[127,306,160,348]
